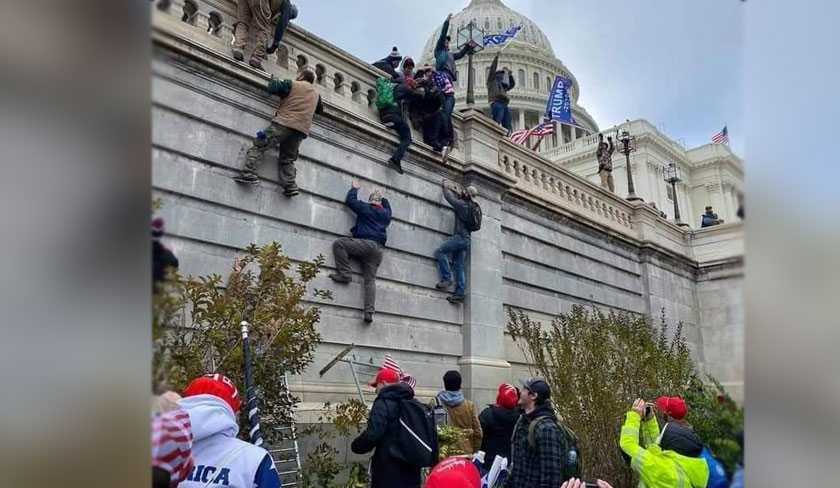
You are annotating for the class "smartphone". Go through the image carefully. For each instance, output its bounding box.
[584,482,599,488]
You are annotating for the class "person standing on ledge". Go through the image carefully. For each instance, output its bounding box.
[232,0,296,70]
[700,206,725,227]
[435,179,481,304]
[596,133,615,192]
[233,69,322,197]
[330,181,392,323]
[434,13,476,163]
[487,52,515,135]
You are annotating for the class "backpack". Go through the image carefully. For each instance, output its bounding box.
[526,416,582,480]
[375,77,397,111]
[700,446,728,488]
[432,397,449,428]
[389,399,439,468]
[466,200,482,232]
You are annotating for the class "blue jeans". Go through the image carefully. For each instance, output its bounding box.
[435,235,470,296]
[491,101,512,134]
[441,94,456,146]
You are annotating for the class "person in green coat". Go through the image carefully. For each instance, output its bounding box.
[620,398,709,488]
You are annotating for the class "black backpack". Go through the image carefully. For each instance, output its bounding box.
[526,416,582,481]
[388,399,439,468]
[466,200,482,232]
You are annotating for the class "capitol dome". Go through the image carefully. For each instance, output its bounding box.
[420,0,599,152]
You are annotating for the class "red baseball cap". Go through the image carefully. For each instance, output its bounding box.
[425,456,481,488]
[183,373,242,414]
[368,367,401,387]
[496,383,518,410]
[655,396,688,420]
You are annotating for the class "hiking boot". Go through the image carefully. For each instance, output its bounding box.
[435,280,453,290]
[363,311,374,323]
[389,157,404,175]
[283,185,300,197]
[249,58,264,70]
[232,49,245,61]
[329,272,351,284]
[447,294,465,304]
[233,173,259,185]
[441,145,452,165]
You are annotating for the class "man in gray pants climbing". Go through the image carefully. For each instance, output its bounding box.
[330,181,392,323]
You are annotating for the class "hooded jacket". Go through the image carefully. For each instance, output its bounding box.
[346,187,392,246]
[619,411,709,488]
[505,403,572,488]
[478,404,520,470]
[351,382,421,488]
[178,395,280,488]
[431,390,483,454]
[487,55,515,105]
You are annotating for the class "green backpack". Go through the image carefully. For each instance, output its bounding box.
[375,77,396,111]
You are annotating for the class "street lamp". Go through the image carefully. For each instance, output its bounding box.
[457,21,485,107]
[617,121,643,202]
[664,162,689,227]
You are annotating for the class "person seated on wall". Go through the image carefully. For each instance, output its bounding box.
[376,57,424,175]
[233,69,323,197]
[330,181,392,323]
[700,206,725,227]
[232,0,297,70]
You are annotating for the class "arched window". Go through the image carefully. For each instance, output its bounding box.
[546,76,552,92]
[497,18,503,30]
[517,69,525,88]
[533,72,540,90]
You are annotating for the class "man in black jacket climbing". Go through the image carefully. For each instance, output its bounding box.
[435,179,479,304]
[351,367,421,488]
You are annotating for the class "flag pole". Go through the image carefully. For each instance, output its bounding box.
[241,321,264,447]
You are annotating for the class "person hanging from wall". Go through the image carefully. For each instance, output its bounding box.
[596,133,615,192]
[152,217,179,293]
[435,178,481,304]
[233,69,322,197]
[435,13,477,163]
[375,57,422,175]
[372,46,404,81]
[232,0,297,70]
[487,53,515,135]
[411,66,446,154]
[330,181,392,323]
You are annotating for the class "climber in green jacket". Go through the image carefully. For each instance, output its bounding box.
[619,398,709,488]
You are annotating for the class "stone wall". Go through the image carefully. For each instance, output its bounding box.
[150,1,744,411]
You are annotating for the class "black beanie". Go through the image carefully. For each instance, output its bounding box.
[443,370,462,391]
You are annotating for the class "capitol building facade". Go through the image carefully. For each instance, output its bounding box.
[422,0,743,229]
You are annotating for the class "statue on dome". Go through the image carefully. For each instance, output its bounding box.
[232,0,298,70]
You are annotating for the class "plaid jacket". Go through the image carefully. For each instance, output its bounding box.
[505,406,570,488]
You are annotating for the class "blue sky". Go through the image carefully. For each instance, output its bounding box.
[295,0,745,155]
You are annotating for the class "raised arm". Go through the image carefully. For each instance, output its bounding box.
[267,78,293,98]
[436,14,452,54]
[345,186,366,215]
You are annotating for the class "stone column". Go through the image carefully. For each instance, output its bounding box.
[518,109,525,130]
[457,109,517,406]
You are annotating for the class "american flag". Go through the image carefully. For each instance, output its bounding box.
[151,408,194,486]
[509,121,555,145]
[382,353,402,375]
[711,126,729,144]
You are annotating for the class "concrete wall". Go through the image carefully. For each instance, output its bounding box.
[150,2,744,410]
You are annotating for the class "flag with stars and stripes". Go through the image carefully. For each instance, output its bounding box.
[712,126,729,144]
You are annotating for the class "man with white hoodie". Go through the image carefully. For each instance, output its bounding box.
[178,373,281,488]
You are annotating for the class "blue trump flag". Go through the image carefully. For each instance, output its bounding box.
[545,75,576,124]
[484,25,522,46]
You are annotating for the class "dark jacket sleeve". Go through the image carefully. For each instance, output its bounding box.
[453,44,471,61]
[487,55,499,99]
[507,72,516,91]
[381,198,392,221]
[253,453,281,488]
[536,425,564,488]
[443,187,471,220]
[351,398,392,455]
[346,187,366,215]
[435,18,450,55]
[267,79,293,98]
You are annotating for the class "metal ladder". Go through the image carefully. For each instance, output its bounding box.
[268,373,303,487]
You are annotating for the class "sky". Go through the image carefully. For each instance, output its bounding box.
[294,0,745,155]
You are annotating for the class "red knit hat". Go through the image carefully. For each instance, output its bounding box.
[655,396,688,420]
[183,373,242,414]
[496,383,518,410]
[425,456,481,488]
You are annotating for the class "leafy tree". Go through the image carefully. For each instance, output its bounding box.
[507,306,697,487]
[684,375,744,475]
[153,242,331,444]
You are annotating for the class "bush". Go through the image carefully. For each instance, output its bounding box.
[153,242,331,444]
[507,306,697,487]
[684,376,744,475]
[299,399,370,488]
